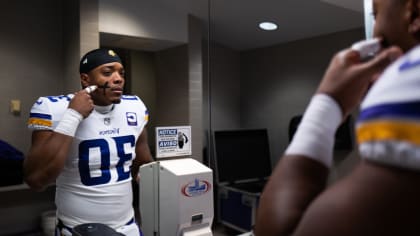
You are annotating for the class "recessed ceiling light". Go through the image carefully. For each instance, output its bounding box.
[259,22,278,31]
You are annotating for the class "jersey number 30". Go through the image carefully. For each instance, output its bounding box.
[78,135,135,186]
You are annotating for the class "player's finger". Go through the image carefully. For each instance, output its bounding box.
[360,46,402,76]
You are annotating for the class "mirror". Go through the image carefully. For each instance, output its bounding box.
[98,0,210,162]
[208,0,364,233]
[208,0,364,170]
[0,0,210,234]
[0,0,368,234]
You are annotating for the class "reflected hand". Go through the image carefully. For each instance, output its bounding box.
[317,46,402,118]
[68,89,95,118]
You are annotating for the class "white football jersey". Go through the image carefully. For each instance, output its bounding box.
[28,94,149,228]
[357,45,420,170]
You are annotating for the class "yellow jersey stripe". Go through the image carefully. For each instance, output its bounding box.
[357,120,420,145]
[27,118,52,127]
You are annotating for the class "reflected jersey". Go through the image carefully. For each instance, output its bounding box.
[28,94,148,228]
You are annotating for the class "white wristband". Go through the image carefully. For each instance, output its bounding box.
[285,94,343,168]
[54,108,83,137]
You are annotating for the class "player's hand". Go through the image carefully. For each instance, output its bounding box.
[68,87,96,118]
[317,46,402,118]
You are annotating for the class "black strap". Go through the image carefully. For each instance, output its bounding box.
[57,218,73,234]
[57,217,134,232]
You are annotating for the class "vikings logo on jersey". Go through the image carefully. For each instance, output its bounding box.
[126,112,137,126]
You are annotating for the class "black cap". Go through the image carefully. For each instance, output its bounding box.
[79,48,122,74]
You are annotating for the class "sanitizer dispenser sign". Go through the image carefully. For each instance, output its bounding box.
[156,126,192,158]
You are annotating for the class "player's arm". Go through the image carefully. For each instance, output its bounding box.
[132,128,153,180]
[24,88,95,191]
[254,46,402,236]
[24,130,75,191]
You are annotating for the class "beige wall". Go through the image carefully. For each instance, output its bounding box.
[208,43,241,131]
[240,28,364,166]
[0,0,100,234]
[210,28,364,181]
[0,2,64,234]
[0,0,64,153]
[99,0,187,45]
[188,15,205,162]
[129,50,158,155]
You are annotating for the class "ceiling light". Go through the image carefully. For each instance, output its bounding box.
[259,22,278,31]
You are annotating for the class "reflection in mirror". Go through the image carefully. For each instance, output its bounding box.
[1,1,72,234]
[99,0,210,163]
[209,0,364,169]
[209,0,365,233]
[0,0,210,235]
[98,2,212,234]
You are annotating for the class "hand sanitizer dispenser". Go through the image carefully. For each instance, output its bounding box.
[139,158,213,236]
